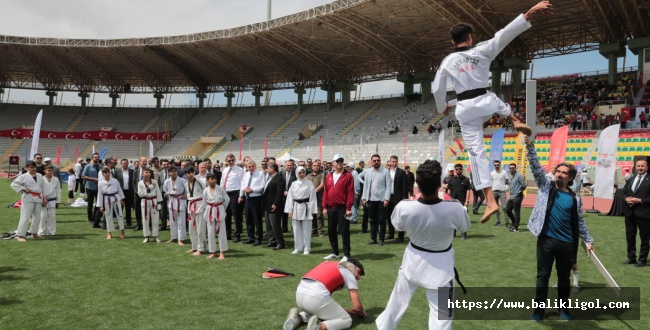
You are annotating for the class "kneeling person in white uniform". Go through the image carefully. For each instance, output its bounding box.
[376,160,471,330]
[284,258,366,330]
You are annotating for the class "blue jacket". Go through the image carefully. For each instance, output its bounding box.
[526,144,593,248]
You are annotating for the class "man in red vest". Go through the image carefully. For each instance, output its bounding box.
[283,258,366,330]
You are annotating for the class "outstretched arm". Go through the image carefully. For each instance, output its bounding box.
[347,289,366,318]
[524,1,554,22]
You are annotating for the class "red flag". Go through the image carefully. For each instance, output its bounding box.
[319,136,323,160]
[264,138,268,158]
[454,138,465,151]
[448,147,457,156]
[73,146,79,163]
[549,125,569,170]
[55,145,61,166]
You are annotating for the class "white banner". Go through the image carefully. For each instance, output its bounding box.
[29,109,43,161]
[149,140,155,158]
[593,124,620,199]
[438,130,446,181]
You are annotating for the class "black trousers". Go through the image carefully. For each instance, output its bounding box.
[327,206,350,257]
[86,188,98,223]
[76,179,85,193]
[535,235,575,310]
[361,200,369,232]
[366,201,386,241]
[625,215,650,262]
[244,196,263,242]
[225,190,243,239]
[122,189,134,226]
[266,211,284,246]
[134,195,143,228]
[505,195,523,229]
[159,192,168,230]
[472,188,484,212]
[386,199,404,239]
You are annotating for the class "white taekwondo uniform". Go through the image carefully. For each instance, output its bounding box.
[285,169,318,253]
[39,175,60,236]
[433,14,532,190]
[11,172,50,237]
[376,198,471,330]
[163,176,187,241]
[185,178,206,252]
[202,184,230,253]
[97,177,125,233]
[137,179,163,238]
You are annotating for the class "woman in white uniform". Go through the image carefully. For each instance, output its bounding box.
[137,168,163,243]
[203,173,230,260]
[285,166,318,255]
[97,167,126,239]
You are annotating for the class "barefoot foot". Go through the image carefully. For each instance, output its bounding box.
[178,241,185,246]
[218,253,225,260]
[186,249,195,253]
[207,253,216,259]
[514,123,532,136]
[119,230,125,239]
[480,205,500,224]
[106,233,112,240]
[192,250,202,256]
[16,236,26,242]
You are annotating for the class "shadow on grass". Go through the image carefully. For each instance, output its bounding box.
[0,297,23,305]
[350,306,383,328]
[47,234,96,240]
[0,267,28,282]
[226,249,264,258]
[352,253,397,260]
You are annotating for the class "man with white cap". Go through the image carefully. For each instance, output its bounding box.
[283,258,367,330]
[322,154,355,259]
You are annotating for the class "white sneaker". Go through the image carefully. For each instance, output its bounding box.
[142,237,149,243]
[283,307,301,330]
[299,311,310,323]
[155,237,161,243]
[306,315,319,330]
[291,249,301,255]
[323,253,340,260]
[303,249,310,255]
[340,256,348,262]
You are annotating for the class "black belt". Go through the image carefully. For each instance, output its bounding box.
[294,198,309,203]
[410,242,467,294]
[457,88,487,101]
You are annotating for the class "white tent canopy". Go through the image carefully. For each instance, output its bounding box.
[276,152,300,162]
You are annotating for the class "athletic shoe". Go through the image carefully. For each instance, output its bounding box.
[306,315,319,330]
[283,307,301,330]
[303,249,310,255]
[509,228,519,233]
[572,286,580,294]
[142,237,149,243]
[341,256,348,262]
[291,249,301,255]
[323,253,340,260]
[155,237,161,243]
[558,308,571,321]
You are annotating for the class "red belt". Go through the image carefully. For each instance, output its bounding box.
[29,191,42,198]
[207,202,223,235]
[168,193,183,219]
[187,198,204,226]
[144,196,157,219]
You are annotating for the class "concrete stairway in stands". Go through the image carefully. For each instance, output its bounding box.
[337,101,382,136]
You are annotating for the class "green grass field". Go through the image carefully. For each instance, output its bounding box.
[0,182,647,330]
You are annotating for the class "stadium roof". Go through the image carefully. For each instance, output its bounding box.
[0,0,647,94]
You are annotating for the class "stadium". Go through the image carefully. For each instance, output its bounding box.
[0,0,649,329]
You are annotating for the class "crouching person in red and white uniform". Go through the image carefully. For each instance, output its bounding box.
[284,258,366,330]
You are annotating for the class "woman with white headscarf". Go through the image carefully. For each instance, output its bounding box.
[285,166,318,255]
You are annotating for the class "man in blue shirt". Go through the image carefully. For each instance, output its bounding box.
[524,136,594,321]
[81,153,101,227]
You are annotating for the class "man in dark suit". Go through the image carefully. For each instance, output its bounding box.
[132,156,148,231]
[387,155,409,243]
[623,158,650,267]
[405,165,415,197]
[262,162,286,250]
[157,159,170,231]
[281,159,297,233]
[115,158,135,228]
